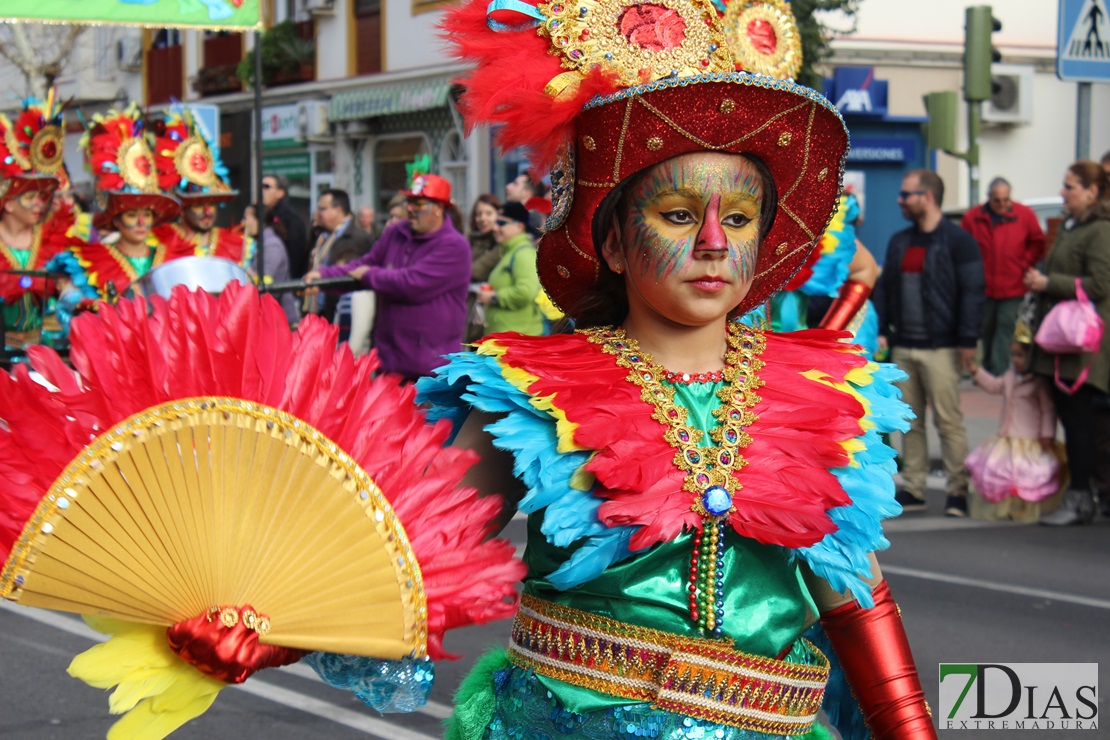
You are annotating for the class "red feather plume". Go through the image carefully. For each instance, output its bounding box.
[440,0,620,175]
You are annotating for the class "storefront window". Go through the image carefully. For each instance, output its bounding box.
[374,136,430,214]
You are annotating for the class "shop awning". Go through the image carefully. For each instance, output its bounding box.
[329,79,451,122]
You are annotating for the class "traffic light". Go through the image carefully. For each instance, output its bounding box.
[964,5,1002,102]
[923,91,958,152]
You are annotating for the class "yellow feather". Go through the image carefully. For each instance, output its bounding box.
[68,617,226,739]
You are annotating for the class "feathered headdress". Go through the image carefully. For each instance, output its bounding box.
[0,90,65,206]
[83,105,180,231]
[0,284,525,738]
[441,0,848,317]
[152,106,235,204]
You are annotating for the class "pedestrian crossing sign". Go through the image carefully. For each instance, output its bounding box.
[1058,0,1110,80]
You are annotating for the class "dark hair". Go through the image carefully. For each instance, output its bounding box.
[1068,160,1110,200]
[905,169,944,207]
[571,152,778,329]
[987,176,1010,193]
[248,203,288,243]
[262,173,290,193]
[470,193,500,233]
[322,188,352,216]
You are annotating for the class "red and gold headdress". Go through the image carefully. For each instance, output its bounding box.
[442,0,847,315]
[0,91,66,207]
[152,106,236,205]
[84,105,180,232]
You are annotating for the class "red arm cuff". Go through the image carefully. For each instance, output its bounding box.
[820,580,937,739]
[819,280,872,332]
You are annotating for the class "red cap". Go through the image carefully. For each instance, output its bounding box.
[403,173,452,204]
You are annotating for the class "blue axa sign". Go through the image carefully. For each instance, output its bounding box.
[939,663,1098,731]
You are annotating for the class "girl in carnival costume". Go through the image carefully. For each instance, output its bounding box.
[149,106,255,269]
[419,0,936,737]
[0,93,74,352]
[965,320,1062,522]
[47,105,189,337]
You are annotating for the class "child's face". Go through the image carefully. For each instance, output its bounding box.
[1011,343,1028,371]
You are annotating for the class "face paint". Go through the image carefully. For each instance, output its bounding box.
[621,155,762,282]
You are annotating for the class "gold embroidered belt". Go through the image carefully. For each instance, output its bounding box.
[4,330,39,349]
[508,594,829,736]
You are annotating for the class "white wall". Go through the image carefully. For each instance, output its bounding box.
[384,0,454,71]
[315,0,353,80]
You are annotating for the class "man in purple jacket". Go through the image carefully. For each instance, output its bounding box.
[305,172,470,380]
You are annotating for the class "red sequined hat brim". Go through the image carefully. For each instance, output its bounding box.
[537,72,848,317]
[94,192,181,232]
[0,175,60,207]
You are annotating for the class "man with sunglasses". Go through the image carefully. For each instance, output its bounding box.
[305,171,470,381]
[262,173,309,278]
[874,168,985,518]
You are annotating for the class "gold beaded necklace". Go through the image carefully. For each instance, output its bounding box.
[584,322,765,635]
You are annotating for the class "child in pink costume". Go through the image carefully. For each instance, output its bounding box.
[967,337,1062,519]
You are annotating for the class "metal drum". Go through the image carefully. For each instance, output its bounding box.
[133,256,251,300]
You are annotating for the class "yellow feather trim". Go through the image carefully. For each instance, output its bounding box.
[68,616,225,740]
[477,340,587,456]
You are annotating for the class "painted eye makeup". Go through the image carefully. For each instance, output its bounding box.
[660,209,696,225]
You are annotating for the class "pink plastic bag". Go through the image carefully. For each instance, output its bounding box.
[1034,278,1104,393]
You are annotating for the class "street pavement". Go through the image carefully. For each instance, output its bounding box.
[1,381,1106,738]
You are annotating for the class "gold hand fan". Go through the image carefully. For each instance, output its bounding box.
[1,395,427,659]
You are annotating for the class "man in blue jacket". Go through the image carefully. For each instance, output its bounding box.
[875,169,985,517]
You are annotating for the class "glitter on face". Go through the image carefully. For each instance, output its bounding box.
[621,154,762,283]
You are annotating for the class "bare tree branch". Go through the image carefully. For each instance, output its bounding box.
[0,22,87,97]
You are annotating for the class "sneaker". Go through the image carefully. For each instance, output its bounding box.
[895,489,926,511]
[945,495,968,517]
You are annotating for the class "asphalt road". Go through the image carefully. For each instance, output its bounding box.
[2,503,1106,739]
[1,381,1105,739]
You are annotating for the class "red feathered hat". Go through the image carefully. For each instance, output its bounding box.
[151,107,237,206]
[442,0,848,316]
[83,105,180,232]
[0,93,65,208]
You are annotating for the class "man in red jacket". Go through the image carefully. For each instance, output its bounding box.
[961,177,1045,374]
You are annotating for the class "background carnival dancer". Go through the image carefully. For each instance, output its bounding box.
[0,94,72,352]
[769,191,880,356]
[0,283,525,739]
[47,106,186,332]
[150,107,253,269]
[417,0,936,737]
[305,164,470,381]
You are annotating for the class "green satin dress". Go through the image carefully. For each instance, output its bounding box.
[450,381,832,740]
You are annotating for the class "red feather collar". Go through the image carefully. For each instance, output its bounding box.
[484,327,871,552]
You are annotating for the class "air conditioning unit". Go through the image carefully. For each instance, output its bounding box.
[116,37,144,72]
[303,0,335,15]
[983,64,1034,125]
[296,100,330,139]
